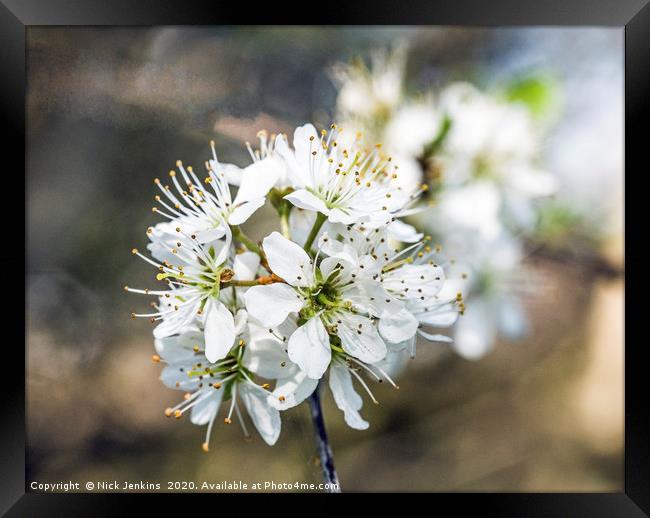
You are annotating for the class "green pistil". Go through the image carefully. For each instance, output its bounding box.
[316,291,339,307]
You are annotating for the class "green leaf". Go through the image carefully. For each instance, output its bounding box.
[505,74,559,120]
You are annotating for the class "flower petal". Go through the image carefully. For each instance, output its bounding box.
[387,219,423,243]
[287,317,331,379]
[345,279,404,317]
[191,391,223,425]
[233,159,280,203]
[221,163,244,186]
[327,207,366,225]
[204,299,235,363]
[233,308,248,335]
[284,189,329,215]
[329,362,369,430]
[318,232,359,266]
[452,299,495,360]
[378,308,419,344]
[418,330,454,343]
[233,251,261,281]
[242,321,294,379]
[292,123,319,172]
[244,283,305,327]
[227,198,266,226]
[241,385,281,445]
[338,314,387,364]
[194,226,227,244]
[262,231,314,287]
[154,330,203,363]
[417,305,459,327]
[267,370,319,410]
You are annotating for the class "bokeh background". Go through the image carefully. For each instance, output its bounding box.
[26,27,623,492]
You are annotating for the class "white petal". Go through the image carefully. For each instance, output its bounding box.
[288,209,317,245]
[241,385,281,445]
[214,225,232,266]
[233,159,280,203]
[154,330,203,363]
[242,325,293,379]
[378,308,419,344]
[452,299,495,360]
[152,305,197,338]
[244,283,305,327]
[233,308,248,335]
[287,317,331,379]
[387,335,417,357]
[345,279,404,317]
[338,314,387,364]
[417,330,454,343]
[221,163,244,186]
[191,391,223,425]
[267,370,319,410]
[284,189,329,214]
[233,251,261,281]
[262,231,314,287]
[418,306,459,327]
[292,123,319,172]
[227,197,265,225]
[329,362,369,430]
[327,207,365,225]
[161,363,196,390]
[387,219,423,243]
[318,232,359,266]
[274,134,306,188]
[204,300,235,363]
[195,226,227,244]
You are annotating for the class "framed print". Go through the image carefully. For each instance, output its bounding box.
[6,0,649,513]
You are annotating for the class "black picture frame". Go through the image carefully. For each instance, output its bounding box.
[9,0,647,513]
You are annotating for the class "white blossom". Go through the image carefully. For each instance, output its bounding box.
[154,317,282,450]
[279,123,413,225]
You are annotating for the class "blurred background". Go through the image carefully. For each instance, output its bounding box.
[26,27,623,492]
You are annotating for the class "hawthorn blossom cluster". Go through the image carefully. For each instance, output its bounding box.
[333,44,558,359]
[128,123,461,449]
